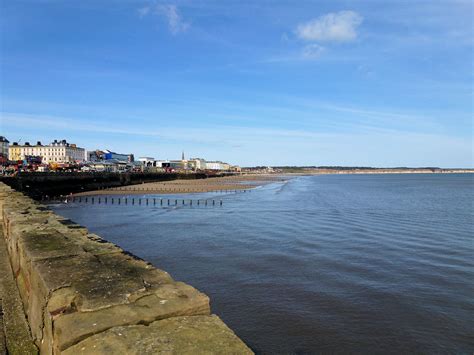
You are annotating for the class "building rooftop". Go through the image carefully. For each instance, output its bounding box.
[10,140,83,148]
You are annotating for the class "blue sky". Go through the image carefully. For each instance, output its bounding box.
[1,0,472,167]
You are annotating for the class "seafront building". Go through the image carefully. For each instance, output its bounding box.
[206,161,231,171]
[0,136,10,162]
[136,155,239,172]
[189,158,207,170]
[169,160,188,170]
[138,157,157,167]
[3,138,240,173]
[83,160,130,172]
[8,139,85,164]
[87,149,134,163]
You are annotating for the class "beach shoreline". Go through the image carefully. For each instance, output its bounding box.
[73,174,289,196]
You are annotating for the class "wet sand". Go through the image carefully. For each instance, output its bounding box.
[75,174,288,196]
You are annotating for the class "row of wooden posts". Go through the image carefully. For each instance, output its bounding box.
[43,195,223,206]
[103,187,250,193]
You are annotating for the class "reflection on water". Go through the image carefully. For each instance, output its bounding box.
[52,174,474,353]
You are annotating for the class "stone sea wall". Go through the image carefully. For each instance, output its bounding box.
[0,182,252,354]
[1,172,210,200]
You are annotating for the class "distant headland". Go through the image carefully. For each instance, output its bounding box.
[242,166,474,174]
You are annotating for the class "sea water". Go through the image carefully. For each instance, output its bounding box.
[52,174,474,353]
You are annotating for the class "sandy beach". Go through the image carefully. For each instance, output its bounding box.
[74,174,288,196]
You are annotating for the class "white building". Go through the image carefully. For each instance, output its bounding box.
[154,160,171,168]
[188,158,207,170]
[9,139,85,164]
[205,161,231,171]
[138,157,157,167]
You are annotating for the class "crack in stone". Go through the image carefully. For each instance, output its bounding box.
[59,309,190,352]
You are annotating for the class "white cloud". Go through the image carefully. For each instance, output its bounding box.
[139,3,189,35]
[156,4,190,34]
[302,44,325,59]
[296,11,363,42]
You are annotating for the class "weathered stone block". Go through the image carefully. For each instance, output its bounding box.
[25,251,209,352]
[53,283,210,352]
[63,315,253,355]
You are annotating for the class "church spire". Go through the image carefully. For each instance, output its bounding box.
[182,150,185,161]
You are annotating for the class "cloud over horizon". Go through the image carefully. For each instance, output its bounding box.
[2,111,470,168]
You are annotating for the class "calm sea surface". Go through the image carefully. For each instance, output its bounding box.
[51,174,474,354]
